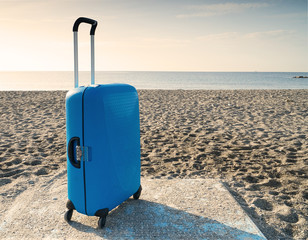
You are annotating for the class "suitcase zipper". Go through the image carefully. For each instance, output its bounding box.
[82,87,88,215]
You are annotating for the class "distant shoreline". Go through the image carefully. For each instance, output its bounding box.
[0,72,307,91]
[293,75,308,78]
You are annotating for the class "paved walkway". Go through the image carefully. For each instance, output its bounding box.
[0,171,266,239]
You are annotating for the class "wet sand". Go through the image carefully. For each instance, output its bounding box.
[0,90,307,239]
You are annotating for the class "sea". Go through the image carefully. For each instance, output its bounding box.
[0,71,307,91]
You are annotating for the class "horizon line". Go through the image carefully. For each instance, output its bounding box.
[0,70,307,73]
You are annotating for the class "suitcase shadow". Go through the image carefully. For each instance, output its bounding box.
[68,198,265,239]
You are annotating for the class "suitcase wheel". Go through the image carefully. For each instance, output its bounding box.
[133,185,142,200]
[64,209,73,223]
[65,200,75,223]
[98,216,107,229]
[95,208,109,229]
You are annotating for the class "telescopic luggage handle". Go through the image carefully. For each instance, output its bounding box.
[73,17,98,88]
[73,17,97,35]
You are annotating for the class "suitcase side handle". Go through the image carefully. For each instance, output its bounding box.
[73,17,98,88]
[67,137,81,168]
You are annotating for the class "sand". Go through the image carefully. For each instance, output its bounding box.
[0,89,307,239]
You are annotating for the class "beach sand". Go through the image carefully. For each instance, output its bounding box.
[0,90,307,239]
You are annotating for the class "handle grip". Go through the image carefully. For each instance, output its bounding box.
[73,17,97,88]
[68,137,81,168]
[73,17,98,35]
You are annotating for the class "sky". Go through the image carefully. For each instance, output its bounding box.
[0,0,307,72]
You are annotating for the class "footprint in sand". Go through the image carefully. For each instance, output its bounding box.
[195,153,206,161]
[0,169,24,178]
[35,167,49,176]
[302,191,308,200]
[253,198,273,211]
[276,208,299,224]
[261,179,282,188]
[23,159,42,166]
[5,158,22,167]
[0,178,12,186]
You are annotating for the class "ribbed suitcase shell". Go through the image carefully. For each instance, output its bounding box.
[66,83,140,216]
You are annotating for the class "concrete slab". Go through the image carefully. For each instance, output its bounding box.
[0,171,266,239]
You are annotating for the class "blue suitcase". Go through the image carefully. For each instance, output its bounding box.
[64,17,142,228]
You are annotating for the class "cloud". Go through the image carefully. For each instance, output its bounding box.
[197,32,239,41]
[197,30,293,42]
[96,37,190,49]
[177,2,269,18]
[244,30,294,39]
[139,38,190,47]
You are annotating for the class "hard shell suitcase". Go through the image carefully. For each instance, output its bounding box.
[64,17,142,228]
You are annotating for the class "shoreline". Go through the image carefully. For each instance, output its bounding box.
[0,89,307,239]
